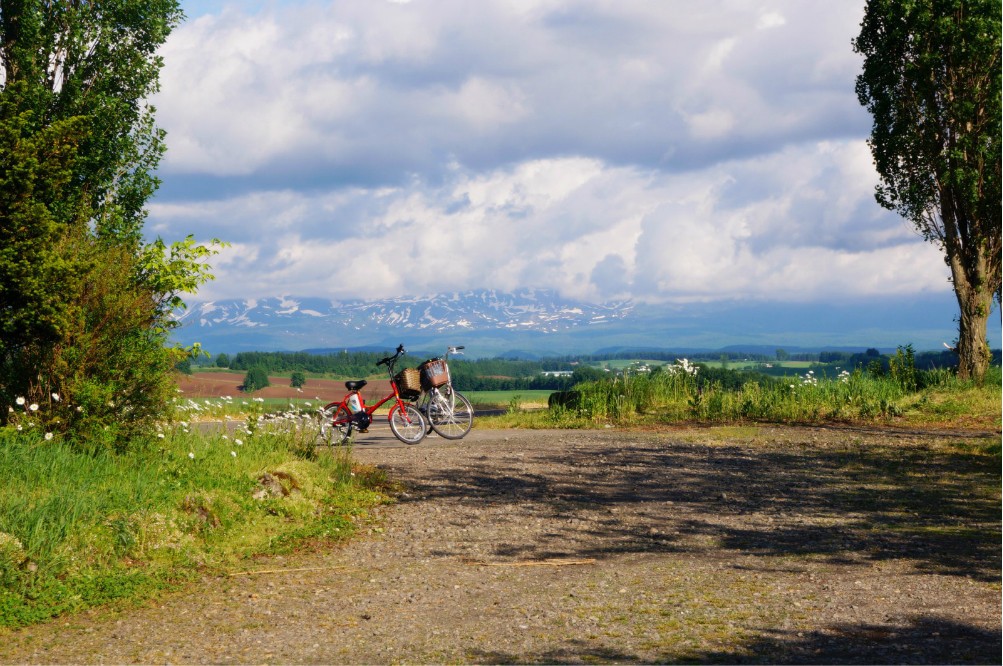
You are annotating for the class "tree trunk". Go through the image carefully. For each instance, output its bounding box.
[949,254,993,383]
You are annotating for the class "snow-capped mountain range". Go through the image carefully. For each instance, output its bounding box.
[170,288,972,357]
[173,288,635,354]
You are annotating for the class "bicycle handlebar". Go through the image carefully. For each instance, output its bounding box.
[377,344,406,367]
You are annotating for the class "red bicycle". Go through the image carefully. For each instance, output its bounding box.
[318,344,427,445]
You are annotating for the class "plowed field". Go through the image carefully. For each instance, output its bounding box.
[175,372,391,406]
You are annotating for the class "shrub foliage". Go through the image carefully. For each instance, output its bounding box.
[0,1,222,450]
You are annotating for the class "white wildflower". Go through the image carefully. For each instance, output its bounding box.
[231,451,237,457]
[188,452,195,459]
[235,438,243,446]
[44,432,53,441]
[15,397,25,406]
[51,393,60,402]
[29,403,38,412]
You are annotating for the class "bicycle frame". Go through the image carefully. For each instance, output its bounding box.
[336,384,411,425]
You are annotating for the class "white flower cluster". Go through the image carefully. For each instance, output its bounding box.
[666,358,699,377]
[7,395,57,441]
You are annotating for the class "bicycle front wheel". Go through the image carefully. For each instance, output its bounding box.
[427,389,473,439]
[388,403,427,444]
[318,403,353,446]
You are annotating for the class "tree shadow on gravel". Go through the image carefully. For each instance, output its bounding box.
[393,435,1000,581]
[466,615,1000,664]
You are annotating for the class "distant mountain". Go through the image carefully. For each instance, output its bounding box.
[173,288,635,355]
[170,289,976,357]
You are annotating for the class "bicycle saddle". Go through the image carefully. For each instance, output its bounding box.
[345,380,367,391]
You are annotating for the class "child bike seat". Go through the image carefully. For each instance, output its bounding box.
[345,380,368,391]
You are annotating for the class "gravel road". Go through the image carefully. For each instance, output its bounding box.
[0,425,999,664]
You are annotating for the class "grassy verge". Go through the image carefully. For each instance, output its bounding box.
[484,366,1002,433]
[0,420,386,629]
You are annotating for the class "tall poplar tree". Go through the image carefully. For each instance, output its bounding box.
[853,0,1001,382]
[0,1,220,448]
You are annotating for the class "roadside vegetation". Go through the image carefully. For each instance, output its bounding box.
[0,413,387,629]
[485,351,1002,437]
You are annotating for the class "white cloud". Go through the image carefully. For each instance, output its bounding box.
[153,0,954,314]
[167,142,949,308]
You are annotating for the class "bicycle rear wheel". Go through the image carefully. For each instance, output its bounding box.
[426,388,473,439]
[388,403,427,444]
[318,403,354,445]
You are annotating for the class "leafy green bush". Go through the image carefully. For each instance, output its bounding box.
[241,367,271,392]
[0,3,224,452]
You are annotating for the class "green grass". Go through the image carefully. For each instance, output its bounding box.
[488,365,1002,431]
[586,359,669,370]
[0,422,386,629]
[464,390,553,409]
[701,360,814,370]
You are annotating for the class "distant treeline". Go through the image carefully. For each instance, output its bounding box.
[206,350,581,391]
[814,348,997,372]
[189,347,997,390]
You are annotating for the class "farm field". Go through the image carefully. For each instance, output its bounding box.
[176,372,548,411]
[464,389,552,409]
[175,371,389,407]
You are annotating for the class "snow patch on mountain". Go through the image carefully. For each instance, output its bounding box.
[177,289,632,338]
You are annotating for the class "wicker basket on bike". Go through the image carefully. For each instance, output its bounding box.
[418,358,450,391]
[393,368,422,400]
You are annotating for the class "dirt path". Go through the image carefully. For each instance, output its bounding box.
[0,426,999,664]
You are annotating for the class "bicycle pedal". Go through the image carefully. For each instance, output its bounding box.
[358,428,369,433]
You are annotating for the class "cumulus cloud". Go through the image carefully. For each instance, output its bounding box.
[148,0,953,310]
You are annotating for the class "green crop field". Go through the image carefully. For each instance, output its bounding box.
[465,390,553,409]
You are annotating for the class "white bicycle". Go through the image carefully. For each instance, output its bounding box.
[415,345,474,439]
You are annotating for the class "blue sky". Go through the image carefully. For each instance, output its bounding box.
[148,1,998,348]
